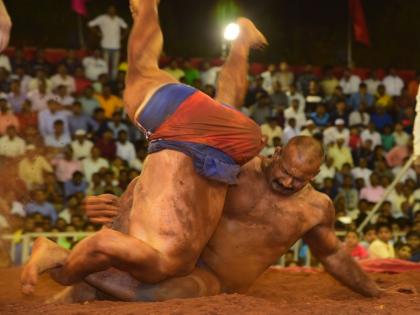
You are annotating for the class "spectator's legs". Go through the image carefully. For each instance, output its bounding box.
[215,18,267,108]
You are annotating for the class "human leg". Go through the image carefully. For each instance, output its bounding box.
[215,18,267,107]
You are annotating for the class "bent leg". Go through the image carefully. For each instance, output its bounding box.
[215,18,267,107]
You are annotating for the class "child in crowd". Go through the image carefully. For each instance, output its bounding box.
[345,230,369,260]
[368,224,395,258]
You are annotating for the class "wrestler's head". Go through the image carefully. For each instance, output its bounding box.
[268,136,324,195]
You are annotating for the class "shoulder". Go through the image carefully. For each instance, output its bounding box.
[304,188,335,222]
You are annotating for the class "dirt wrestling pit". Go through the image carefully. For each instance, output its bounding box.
[0,267,419,314]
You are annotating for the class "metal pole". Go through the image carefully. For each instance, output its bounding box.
[357,155,415,234]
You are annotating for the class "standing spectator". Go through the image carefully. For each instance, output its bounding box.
[82,49,108,81]
[88,5,128,79]
[348,83,374,110]
[164,60,185,81]
[51,65,76,94]
[95,85,123,118]
[0,125,26,158]
[51,146,82,183]
[38,99,69,138]
[275,62,294,91]
[363,71,381,95]
[24,189,57,224]
[78,86,101,116]
[26,80,53,112]
[284,99,305,129]
[44,119,71,150]
[18,145,53,189]
[71,129,94,160]
[116,130,136,163]
[82,146,110,182]
[345,230,369,260]
[339,69,361,96]
[67,101,97,135]
[261,64,277,94]
[282,118,300,145]
[200,61,220,87]
[360,173,385,203]
[327,137,354,170]
[7,80,27,113]
[382,68,404,97]
[368,224,395,258]
[0,98,19,135]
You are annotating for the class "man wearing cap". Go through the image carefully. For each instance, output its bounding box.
[323,118,350,146]
[71,130,94,160]
[327,136,354,170]
[300,119,318,137]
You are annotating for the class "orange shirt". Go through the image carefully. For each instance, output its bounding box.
[95,94,123,118]
[0,113,20,135]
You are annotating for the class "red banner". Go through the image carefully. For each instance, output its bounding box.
[72,0,88,16]
[349,0,370,46]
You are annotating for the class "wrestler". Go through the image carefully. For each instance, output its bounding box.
[21,0,266,293]
[33,137,381,303]
[0,0,11,51]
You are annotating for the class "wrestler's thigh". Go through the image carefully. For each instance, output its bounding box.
[128,150,228,269]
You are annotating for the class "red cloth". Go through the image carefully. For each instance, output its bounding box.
[359,259,420,273]
[72,0,88,16]
[351,244,369,260]
[349,0,370,46]
[150,91,263,165]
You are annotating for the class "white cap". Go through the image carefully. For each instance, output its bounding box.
[335,119,345,125]
[75,129,86,136]
[305,120,315,126]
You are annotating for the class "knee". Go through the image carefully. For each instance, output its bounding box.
[157,255,196,278]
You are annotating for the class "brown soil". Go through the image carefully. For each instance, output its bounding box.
[0,267,419,315]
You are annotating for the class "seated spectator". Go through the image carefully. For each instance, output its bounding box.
[320,67,338,98]
[382,68,404,97]
[51,146,82,183]
[271,81,289,109]
[12,66,32,94]
[315,157,335,188]
[0,67,10,92]
[296,64,318,96]
[363,71,381,95]
[42,173,64,207]
[102,170,123,196]
[0,53,11,72]
[351,157,372,187]
[82,146,110,181]
[15,100,36,131]
[371,106,393,132]
[386,137,412,167]
[249,94,273,125]
[200,61,220,87]
[360,225,377,249]
[284,99,305,129]
[319,177,338,200]
[368,224,395,259]
[44,119,71,150]
[30,49,52,75]
[18,145,53,189]
[360,173,385,203]
[78,86,101,116]
[393,122,410,146]
[275,62,294,92]
[245,76,269,107]
[337,175,358,211]
[71,129,94,160]
[67,101,97,135]
[0,125,26,158]
[381,125,396,151]
[339,69,361,96]
[327,137,354,170]
[28,68,52,92]
[0,99,19,135]
[375,84,393,108]
[95,129,116,160]
[107,111,129,138]
[54,84,75,107]
[406,231,419,262]
[395,243,412,260]
[7,80,27,113]
[330,101,349,126]
[182,60,200,86]
[348,82,375,110]
[116,130,136,163]
[282,118,300,145]
[164,60,185,81]
[92,73,110,94]
[360,122,382,148]
[260,136,280,157]
[38,99,70,138]
[62,49,82,75]
[349,102,370,127]
[348,126,361,151]
[87,172,104,195]
[299,119,318,137]
[130,146,147,172]
[59,196,81,223]
[286,83,305,110]
[74,67,91,96]
[310,103,330,128]
[305,80,323,113]
[95,84,123,118]
[323,119,350,146]
[83,49,108,81]
[260,116,282,147]
[24,189,57,224]
[50,64,76,94]
[63,171,88,200]
[345,230,369,260]
[26,79,53,112]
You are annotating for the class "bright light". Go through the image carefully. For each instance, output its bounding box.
[223,23,240,41]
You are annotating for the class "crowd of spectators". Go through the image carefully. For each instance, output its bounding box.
[0,46,418,265]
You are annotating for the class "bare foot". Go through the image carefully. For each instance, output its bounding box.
[45,283,97,304]
[21,237,69,295]
[236,17,268,49]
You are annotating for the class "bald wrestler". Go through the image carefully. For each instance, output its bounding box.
[26,137,381,303]
[21,0,266,293]
[0,0,11,51]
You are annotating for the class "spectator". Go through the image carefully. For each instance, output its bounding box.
[116,130,136,163]
[320,67,338,97]
[284,99,305,129]
[0,53,11,72]
[360,122,382,148]
[71,129,94,160]
[330,101,349,126]
[54,84,75,107]
[0,125,26,158]
[38,99,70,138]
[339,69,361,96]
[328,136,354,170]
[315,157,335,188]
[337,175,358,211]
[88,5,128,79]
[44,119,71,149]
[26,80,53,112]
[83,49,109,81]
[260,64,278,94]
[282,118,300,145]
[345,230,369,260]
[95,129,116,160]
[107,111,128,138]
[260,116,282,147]
[368,224,395,258]
[406,231,419,262]
[323,119,349,146]
[371,106,393,132]
[0,98,19,135]
[299,119,318,137]
[95,84,123,118]
[275,62,294,91]
[360,173,385,203]
[82,146,110,181]
[348,83,374,110]
[348,126,362,151]
[393,122,410,146]
[130,147,147,172]
[87,172,104,195]
[16,100,38,130]
[286,83,305,111]
[51,146,82,183]
[12,66,31,94]
[250,94,273,125]
[349,102,370,127]
[375,84,393,108]
[351,157,372,187]
[63,171,88,200]
[30,49,52,75]
[73,67,91,96]
[360,225,377,249]
[62,49,82,75]
[305,80,323,113]
[50,64,76,94]
[310,103,330,128]
[7,80,27,113]
[200,61,220,87]
[382,68,404,97]
[24,189,57,224]
[43,173,64,206]
[78,86,101,116]
[386,137,412,167]
[271,81,289,109]
[67,101,97,135]
[363,71,381,95]
[164,60,185,81]
[395,243,412,260]
[381,125,396,151]
[296,64,317,96]
[182,60,200,86]
[102,170,123,196]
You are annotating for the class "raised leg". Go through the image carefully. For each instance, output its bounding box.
[215,18,267,107]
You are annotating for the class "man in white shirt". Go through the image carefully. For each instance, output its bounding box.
[82,146,110,182]
[200,61,220,87]
[0,125,25,158]
[50,64,76,94]
[363,71,381,95]
[28,69,52,93]
[71,130,94,160]
[351,157,372,187]
[116,130,136,163]
[44,120,71,149]
[315,156,336,188]
[349,102,370,127]
[339,69,361,95]
[360,123,382,148]
[38,99,70,137]
[284,99,306,129]
[54,85,75,107]
[300,119,319,137]
[323,119,350,146]
[260,116,282,147]
[282,118,300,145]
[327,136,354,170]
[89,5,128,79]
[393,122,410,146]
[368,224,395,259]
[83,50,109,81]
[260,64,278,94]
[382,69,404,97]
[0,53,10,72]
[286,84,305,113]
[26,80,54,112]
[274,61,294,91]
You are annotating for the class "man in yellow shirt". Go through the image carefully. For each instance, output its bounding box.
[95,85,123,118]
[18,145,53,189]
[327,136,354,170]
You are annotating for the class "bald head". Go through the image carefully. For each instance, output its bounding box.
[284,136,324,170]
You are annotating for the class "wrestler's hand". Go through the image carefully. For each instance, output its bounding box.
[82,194,120,225]
[0,0,11,52]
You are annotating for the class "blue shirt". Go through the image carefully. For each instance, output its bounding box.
[347,92,375,110]
[25,202,58,223]
[371,113,393,131]
[67,114,98,135]
[310,112,330,127]
[63,180,88,199]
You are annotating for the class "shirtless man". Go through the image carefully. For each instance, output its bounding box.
[25,137,381,303]
[21,0,266,293]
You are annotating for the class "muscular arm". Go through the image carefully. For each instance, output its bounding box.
[0,0,11,52]
[303,198,380,297]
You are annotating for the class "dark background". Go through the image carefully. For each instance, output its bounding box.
[4,0,420,69]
